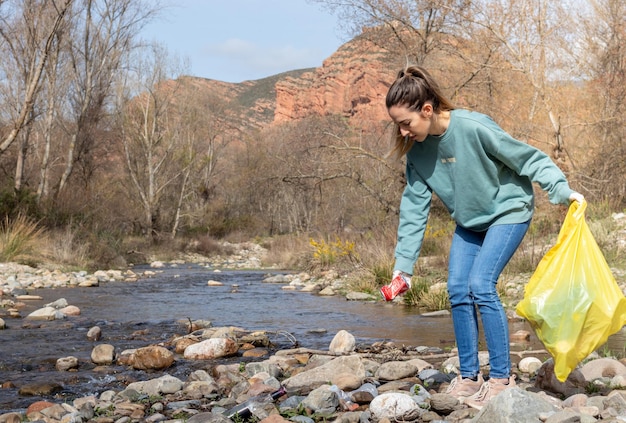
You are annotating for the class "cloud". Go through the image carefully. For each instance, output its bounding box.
[201,38,323,79]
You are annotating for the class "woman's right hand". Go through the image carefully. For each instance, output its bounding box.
[569,192,584,204]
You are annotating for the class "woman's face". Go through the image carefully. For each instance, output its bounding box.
[388,104,433,143]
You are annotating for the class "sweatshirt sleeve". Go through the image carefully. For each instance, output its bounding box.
[480,121,574,205]
[394,162,433,275]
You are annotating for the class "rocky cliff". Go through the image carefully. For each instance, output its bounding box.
[178,31,396,131]
[274,33,396,124]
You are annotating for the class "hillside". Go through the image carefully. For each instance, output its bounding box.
[174,30,397,132]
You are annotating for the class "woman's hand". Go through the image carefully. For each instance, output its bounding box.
[569,192,584,204]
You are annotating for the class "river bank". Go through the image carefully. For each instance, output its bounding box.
[2,239,626,422]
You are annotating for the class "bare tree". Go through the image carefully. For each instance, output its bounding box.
[311,0,470,64]
[52,0,160,199]
[0,0,73,189]
[115,43,188,239]
[578,0,626,205]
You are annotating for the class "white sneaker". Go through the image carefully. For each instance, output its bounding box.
[464,375,516,410]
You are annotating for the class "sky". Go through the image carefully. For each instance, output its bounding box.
[140,0,347,83]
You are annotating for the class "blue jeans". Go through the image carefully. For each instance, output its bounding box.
[447,221,530,379]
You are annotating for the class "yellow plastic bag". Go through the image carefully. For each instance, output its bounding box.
[516,201,626,382]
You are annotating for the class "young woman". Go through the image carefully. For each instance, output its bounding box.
[381,66,583,409]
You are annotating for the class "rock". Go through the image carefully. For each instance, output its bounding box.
[345,292,377,301]
[300,385,338,414]
[242,348,269,358]
[0,412,21,423]
[18,382,63,396]
[375,361,418,381]
[519,357,543,375]
[183,338,238,359]
[473,388,560,422]
[60,305,80,316]
[91,343,115,365]
[87,326,101,341]
[175,337,198,353]
[128,345,174,370]
[26,306,64,320]
[580,357,626,381]
[25,401,56,416]
[124,374,183,396]
[45,298,68,308]
[329,329,356,354]
[274,35,394,125]
[511,330,531,342]
[0,318,5,329]
[535,358,586,397]
[282,355,365,394]
[429,393,459,414]
[56,356,79,371]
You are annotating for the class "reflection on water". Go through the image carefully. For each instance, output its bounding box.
[0,264,621,411]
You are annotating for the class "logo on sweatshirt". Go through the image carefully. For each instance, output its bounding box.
[441,157,456,164]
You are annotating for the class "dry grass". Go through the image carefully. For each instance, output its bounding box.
[260,234,311,269]
[44,226,90,268]
[0,214,46,264]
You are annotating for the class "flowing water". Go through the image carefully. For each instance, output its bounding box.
[1,264,624,412]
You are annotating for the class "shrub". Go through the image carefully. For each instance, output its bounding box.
[309,236,357,270]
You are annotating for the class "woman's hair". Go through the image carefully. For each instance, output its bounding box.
[386,66,455,158]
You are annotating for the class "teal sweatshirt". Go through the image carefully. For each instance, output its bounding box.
[394,109,574,274]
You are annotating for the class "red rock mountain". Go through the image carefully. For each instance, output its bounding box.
[178,31,397,131]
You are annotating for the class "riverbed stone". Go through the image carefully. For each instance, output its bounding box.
[183,337,238,360]
[91,343,115,365]
[56,356,79,371]
[124,375,183,397]
[26,306,64,320]
[0,412,21,423]
[18,382,63,396]
[25,401,56,416]
[282,355,365,394]
[535,359,587,397]
[87,325,101,341]
[580,357,626,381]
[519,357,543,375]
[60,304,80,315]
[375,360,418,381]
[473,388,560,422]
[329,329,356,354]
[128,345,174,370]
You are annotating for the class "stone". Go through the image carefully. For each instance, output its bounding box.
[519,357,543,375]
[580,357,626,381]
[183,338,238,360]
[56,356,79,371]
[0,412,21,423]
[87,325,101,341]
[473,388,560,422]
[91,343,115,365]
[329,329,356,354]
[19,383,63,396]
[375,360,418,381]
[535,358,586,397]
[60,305,80,315]
[128,345,174,370]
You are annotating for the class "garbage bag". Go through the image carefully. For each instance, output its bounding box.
[516,200,626,382]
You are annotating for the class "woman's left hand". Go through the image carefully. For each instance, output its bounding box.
[569,192,584,204]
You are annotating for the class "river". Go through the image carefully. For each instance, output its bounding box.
[1,264,623,412]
